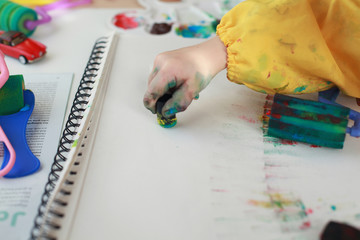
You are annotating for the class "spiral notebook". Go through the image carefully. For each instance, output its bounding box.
[29,31,118,240]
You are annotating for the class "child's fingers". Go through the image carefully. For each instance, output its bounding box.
[144,70,165,113]
[143,73,179,114]
[161,84,196,118]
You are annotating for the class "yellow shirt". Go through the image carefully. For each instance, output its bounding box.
[217,0,360,98]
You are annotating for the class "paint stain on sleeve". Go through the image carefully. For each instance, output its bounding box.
[267,71,286,88]
[278,35,297,54]
[294,85,308,93]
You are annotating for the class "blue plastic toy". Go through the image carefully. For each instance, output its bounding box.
[319,87,360,138]
[0,90,40,178]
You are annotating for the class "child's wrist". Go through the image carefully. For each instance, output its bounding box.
[196,36,227,77]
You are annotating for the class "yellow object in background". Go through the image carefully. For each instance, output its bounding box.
[11,0,57,6]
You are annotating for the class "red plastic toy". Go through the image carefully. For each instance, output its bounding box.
[0,31,46,64]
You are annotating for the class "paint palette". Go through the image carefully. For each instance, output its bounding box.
[109,0,245,38]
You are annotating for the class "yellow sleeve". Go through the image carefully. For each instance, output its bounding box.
[216,0,360,98]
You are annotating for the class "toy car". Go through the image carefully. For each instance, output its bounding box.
[0,31,46,64]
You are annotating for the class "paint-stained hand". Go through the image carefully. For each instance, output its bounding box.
[143,50,212,117]
[143,36,227,117]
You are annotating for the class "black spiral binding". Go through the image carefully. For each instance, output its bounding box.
[30,36,110,240]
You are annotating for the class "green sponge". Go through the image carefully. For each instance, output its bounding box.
[0,74,24,115]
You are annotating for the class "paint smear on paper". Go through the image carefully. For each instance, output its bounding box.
[249,193,311,231]
[264,136,298,147]
[238,115,259,124]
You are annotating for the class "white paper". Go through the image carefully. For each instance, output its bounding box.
[210,93,360,240]
[5,7,357,240]
[0,73,73,240]
[67,32,360,240]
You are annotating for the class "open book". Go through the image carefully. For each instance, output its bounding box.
[0,31,118,240]
[0,72,73,240]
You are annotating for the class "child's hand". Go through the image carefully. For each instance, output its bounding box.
[143,47,213,117]
[143,36,227,117]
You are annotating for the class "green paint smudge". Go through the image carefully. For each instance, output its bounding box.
[195,72,213,90]
[168,79,176,89]
[259,90,267,94]
[258,54,268,71]
[245,70,261,83]
[268,71,285,88]
[274,82,289,92]
[309,44,317,53]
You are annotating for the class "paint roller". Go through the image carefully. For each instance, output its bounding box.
[0,0,39,36]
[265,88,360,149]
[0,0,91,36]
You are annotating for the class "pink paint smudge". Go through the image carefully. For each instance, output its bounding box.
[238,115,258,124]
[305,208,313,214]
[300,221,311,229]
[212,189,228,193]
